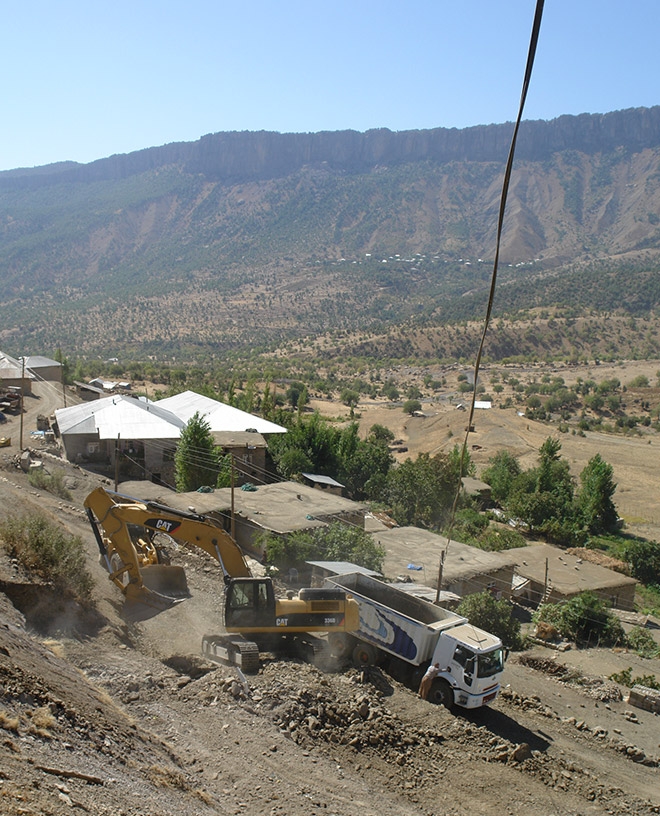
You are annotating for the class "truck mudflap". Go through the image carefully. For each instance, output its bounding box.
[455,683,501,709]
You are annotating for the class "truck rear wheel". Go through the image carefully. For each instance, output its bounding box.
[328,632,354,660]
[428,679,454,709]
[351,643,377,668]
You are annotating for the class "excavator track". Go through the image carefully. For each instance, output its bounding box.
[201,634,261,673]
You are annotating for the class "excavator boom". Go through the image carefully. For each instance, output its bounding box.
[84,486,249,607]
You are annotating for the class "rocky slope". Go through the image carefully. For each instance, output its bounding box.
[0,444,659,816]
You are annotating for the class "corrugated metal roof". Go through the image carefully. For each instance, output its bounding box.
[55,396,183,439]
[24,356,61,368]
[302,473,345,488]
[0,352,35,380]
[157,390,287,434]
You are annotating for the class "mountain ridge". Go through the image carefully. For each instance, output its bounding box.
[3,106,660,188]
[3,106,660,360]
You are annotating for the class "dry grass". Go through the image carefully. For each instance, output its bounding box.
[27,706,56,730]
[0,710,20,733]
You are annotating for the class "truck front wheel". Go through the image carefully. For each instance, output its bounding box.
[428,679,454,709]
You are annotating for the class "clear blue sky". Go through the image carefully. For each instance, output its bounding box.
[2,0,658,171]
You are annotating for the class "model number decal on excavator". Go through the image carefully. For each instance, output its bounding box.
[145,517,182,534]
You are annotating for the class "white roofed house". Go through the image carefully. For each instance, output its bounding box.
[55,396,184,484]
[156,390,287,486]
[155,390,287,435]
[0,352,36,395]
[55,390,287,487]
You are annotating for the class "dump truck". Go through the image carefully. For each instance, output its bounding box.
[325,572,505,709]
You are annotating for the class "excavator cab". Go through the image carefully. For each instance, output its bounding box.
[225,578,276,629]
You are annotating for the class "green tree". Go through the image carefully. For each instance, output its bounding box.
[175,412,219,492]
[505,438,578,543]
[448,444,475,478]
[402,399,422,415]
[369,424,395,444]
[577,454,618,534]
[337,423,393,500]
[286,381,308,410]
[536,592,624,646]
[482,450,521,504]
[54,348,73,385]
[340,388,360,408]
[262,522,384,573]
[626,539,660,585]
[386,452,459,529]
[268,412,340,479]
[457,591,522,650]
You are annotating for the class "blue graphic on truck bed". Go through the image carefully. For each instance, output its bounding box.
[359,607,417,661]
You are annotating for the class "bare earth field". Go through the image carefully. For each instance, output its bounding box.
[0,370,659,815]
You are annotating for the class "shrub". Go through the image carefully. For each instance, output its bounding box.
[402,399,422,415]
[261,522,385,574]
[0,512,93,602]
[626,626,660,659]
[474,527,527,552]
[609,666,660,690]
[535,592,624,646]
[626,539,660,585]
[27,468,72,501]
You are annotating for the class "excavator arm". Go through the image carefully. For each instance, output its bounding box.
[84,486,250,606]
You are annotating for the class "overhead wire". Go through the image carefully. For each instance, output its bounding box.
[443,0,545,571]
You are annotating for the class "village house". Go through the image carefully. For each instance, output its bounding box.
[54,391,287,486]
[54,396,184,484]
[0,352,35,395]
[509,544,637,611]
[374,526,518,601]
[118,479,367,562]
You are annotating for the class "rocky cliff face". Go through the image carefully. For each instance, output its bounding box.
[3,106,660,189]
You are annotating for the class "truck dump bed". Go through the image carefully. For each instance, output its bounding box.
[327,572,467,665]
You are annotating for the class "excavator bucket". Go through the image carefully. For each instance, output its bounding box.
[121,565,190,610]
[140,564,189,598]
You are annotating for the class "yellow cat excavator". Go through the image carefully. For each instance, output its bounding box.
[83,487,359,671]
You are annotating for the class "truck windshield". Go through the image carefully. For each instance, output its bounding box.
[477,648,504,678]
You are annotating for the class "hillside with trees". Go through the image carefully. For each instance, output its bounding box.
[3,108,660,363]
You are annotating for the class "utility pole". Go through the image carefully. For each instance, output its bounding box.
[114,434,120,491]
[19,357,25,450]
[230,453,236,542]
[434,550,446,605]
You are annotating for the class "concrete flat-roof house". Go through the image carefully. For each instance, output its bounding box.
[509,544,637,611]
[118,479,367,559]
[374,526,518,600]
